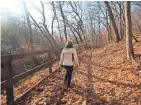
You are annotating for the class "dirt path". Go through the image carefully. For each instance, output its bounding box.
[16,50,91,105]
[16,48,141,105]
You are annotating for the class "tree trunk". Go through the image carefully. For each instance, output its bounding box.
[98,10,102,46]
[22,1,41,65]
[69,26,79,45]
[51,16,55,38]
[40,1,60,50]
[59,1,67,40]
[119,1,122,40]
[125,1,134,61]
[89,14,94,47]
[22,1,34,51]
[106,9,110,42]
[24,16,29,50]
[138,25,141,34]
[104,1,121,42]
[122,15,126,40]
[52,1,64,47]
[93,20,97,48]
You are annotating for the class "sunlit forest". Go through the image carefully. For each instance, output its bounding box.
[1,1,141,105]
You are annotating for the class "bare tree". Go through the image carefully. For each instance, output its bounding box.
[105,8,112,41]
[51,16,55,38]
[69,25,79,45]
[26,1,61,51]
[67,1,85,43]
[125,1,134,61]
[118,1,124,40]
[66,19,83,42]
[104,1,121,42]
[51,1,64,47]
[22,1,34,51]
[58,1,68,40]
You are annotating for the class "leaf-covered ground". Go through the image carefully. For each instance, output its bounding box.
[1,63,59,105]
[16,38,141,105]
[1,36,141,105]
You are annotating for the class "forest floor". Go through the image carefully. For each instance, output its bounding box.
[1,35,141,105]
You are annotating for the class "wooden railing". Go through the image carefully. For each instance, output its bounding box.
[1,45,90,105]
[1,48,63,105]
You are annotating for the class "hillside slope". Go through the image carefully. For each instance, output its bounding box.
[89,35,141,104]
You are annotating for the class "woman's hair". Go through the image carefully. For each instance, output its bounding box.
[65,40,73,48]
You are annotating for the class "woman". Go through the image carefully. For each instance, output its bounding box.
[60,40,79,88]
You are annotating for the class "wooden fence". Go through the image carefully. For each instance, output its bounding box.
[1,48,63,104]
[1,45,90,105]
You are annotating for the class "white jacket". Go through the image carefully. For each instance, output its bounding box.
[59,48,79,66]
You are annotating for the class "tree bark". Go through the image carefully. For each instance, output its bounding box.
[118,1,124,40]
[51,16,55,38]
[125,1,134,61]
[106,9,112,42]
[119,1,122,40]
[104,1,121,42]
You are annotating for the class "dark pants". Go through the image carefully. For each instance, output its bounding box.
[64,65,73,87]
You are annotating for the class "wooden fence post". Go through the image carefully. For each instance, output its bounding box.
[49,65,52,73]
[48,52,52,73]
[4,60,14,105]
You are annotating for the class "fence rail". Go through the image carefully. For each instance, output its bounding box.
[1,58,59,89]
[1,49,62,63]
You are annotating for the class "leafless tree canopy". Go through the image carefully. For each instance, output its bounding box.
[1,1,141,57]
